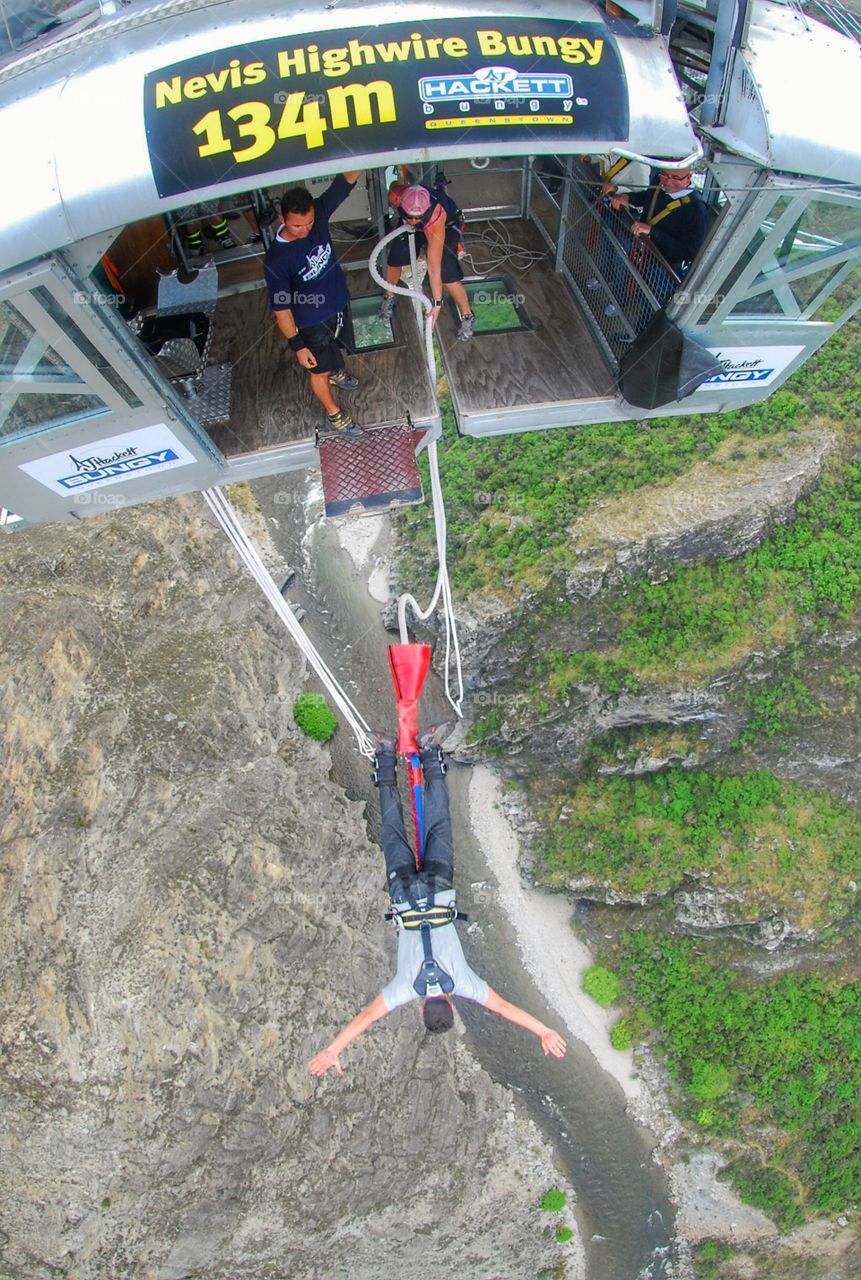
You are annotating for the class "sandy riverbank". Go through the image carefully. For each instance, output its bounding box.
[335,512,391,604]
[467,763,640,1099]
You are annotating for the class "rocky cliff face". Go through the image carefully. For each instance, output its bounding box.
[0,498,571,1280]
[445,428,833,695]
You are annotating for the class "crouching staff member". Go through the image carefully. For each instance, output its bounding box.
[380,183,476,342]
[308,725,568,1078]
[264,171,363,439]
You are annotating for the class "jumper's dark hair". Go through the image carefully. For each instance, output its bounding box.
[280,187,314,218]
[423,996,454,1034]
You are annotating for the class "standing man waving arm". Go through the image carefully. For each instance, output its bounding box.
[264,171,363,438]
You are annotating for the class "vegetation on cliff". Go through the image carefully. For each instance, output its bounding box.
[616,932,861,1229]
[536,767,861,926]
[404,317,859,601]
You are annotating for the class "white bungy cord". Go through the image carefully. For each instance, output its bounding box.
[367,222,464,719]
[202,486,376,758]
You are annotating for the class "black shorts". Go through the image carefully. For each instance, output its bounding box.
[297,313,346,375]
[387,227,464,284]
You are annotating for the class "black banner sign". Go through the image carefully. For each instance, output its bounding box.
[144,17,627,197]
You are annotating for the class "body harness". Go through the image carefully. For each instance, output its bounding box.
[384,873,469,998]
[645,186,694,228]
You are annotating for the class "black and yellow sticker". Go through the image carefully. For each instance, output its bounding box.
[143,18,627,197]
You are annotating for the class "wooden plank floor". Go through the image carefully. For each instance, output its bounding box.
[438,218,615,417]
[205,268,436,456]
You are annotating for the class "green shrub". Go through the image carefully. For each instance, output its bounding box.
[610,1019,633,1051]
[611,1017,634,1051]
[697,1239,728,1262]
[694,1238,735,1279]
[582,966,620,1006]
[540,1189,567,1212]
[555,1227,574,1243]
[610,1006,651,1050]
[690,1060,732,1102]
[292,692,337,742]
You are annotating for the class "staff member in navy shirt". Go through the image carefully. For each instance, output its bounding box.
[264,172,363,438]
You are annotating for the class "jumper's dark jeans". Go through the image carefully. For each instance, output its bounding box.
[378,750,454,903]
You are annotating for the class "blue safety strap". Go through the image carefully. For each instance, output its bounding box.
[414,920,455,997]
[410,751,424,863]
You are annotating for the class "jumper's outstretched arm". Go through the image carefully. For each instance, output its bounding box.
[485,989,568,1057]
[308,993,389,1077]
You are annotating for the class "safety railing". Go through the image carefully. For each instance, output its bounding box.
[527,160,564,250]
[530,160,681,367]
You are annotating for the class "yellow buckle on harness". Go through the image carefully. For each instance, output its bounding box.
[396,905,457,930]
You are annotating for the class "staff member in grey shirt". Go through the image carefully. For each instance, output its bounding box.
[309,726,567,1079]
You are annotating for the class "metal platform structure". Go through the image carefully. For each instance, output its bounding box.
[318,424,425,518]
[0,0,859,528]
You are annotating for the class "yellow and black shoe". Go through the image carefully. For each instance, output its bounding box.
[329,369,360,391]
[325,409,362,440]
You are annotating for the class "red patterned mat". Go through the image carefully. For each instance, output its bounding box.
[319,423,425,518]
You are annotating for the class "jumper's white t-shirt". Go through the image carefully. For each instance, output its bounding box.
[380,889,490,1011]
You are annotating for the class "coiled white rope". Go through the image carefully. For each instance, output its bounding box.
[368,223,464,718]
[202,486,376,759]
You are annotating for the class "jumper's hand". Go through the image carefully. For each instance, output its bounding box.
[309,1048,344,1077]
[430,303,442,331]
[631,221,651,238]
[296,347,317,369]
[541,1029,568,1058]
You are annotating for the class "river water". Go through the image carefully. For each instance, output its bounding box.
[252,471,681,1280]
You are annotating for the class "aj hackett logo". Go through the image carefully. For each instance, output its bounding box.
[702,346,805,391]
[19,425,197,496]
[711,359,774,384]
[419,65,573,103]
[58,445,181,489]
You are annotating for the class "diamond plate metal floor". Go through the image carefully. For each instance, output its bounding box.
[319,424,425,518]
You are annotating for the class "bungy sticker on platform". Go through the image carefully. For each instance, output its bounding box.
[19,425,197,495]
[702,346,805,390]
